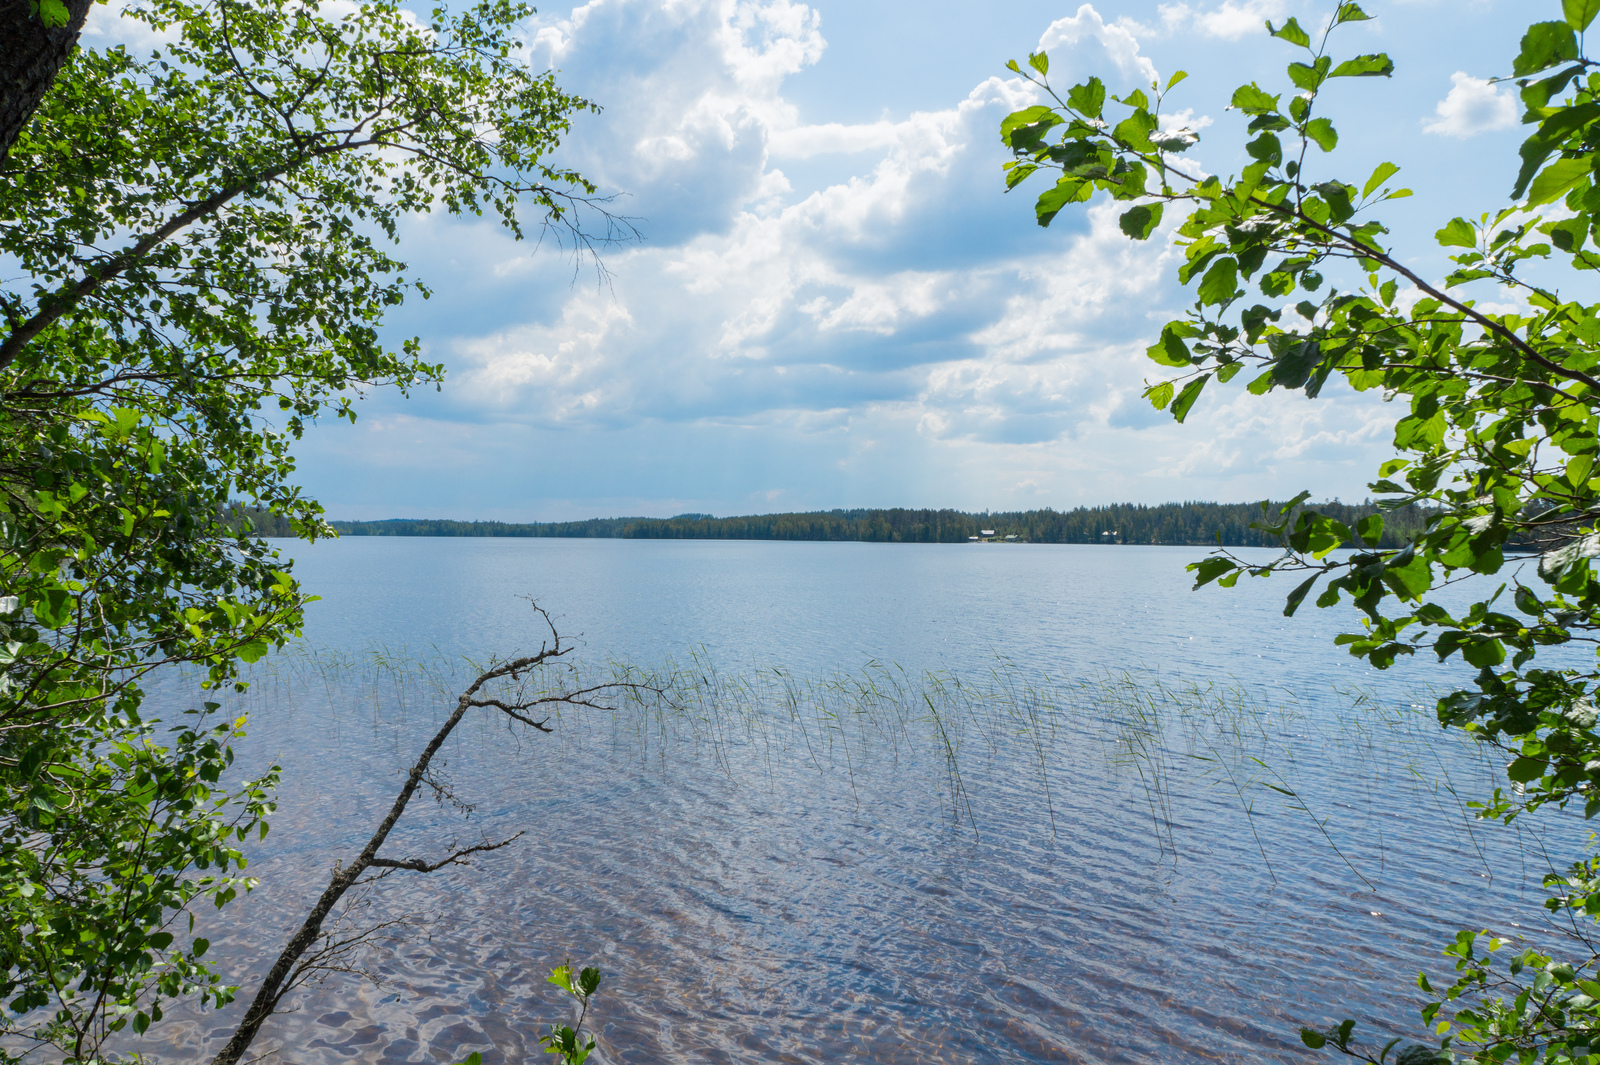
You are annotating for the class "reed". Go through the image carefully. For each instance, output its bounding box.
[162,639,1511,885]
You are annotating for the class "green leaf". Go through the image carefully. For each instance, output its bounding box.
[1027,51,1049,76]
[1540,533,1600,585]
[1527,156,1592,207]
[1523,64,1587,110]
[1067,77,1107,119]
[999,105,1061,147]
[1271,340,1323,389]
[1301,1029,1328,1050]
[1435,218,1477,248]
[1267,17,1311,47]
[1004,163,1039,190]
[1288,57,1332,91]
[1283,574,1320,617]
[1197,257,1239,304]
[32,587,73,629]
[1113,110,1157,150]
[1147,380,1175,409]
[1165,70,1188,91]
[1171,376,1209,423]
[548,965,575,994]
[578,966,601,996]
[1335,2,1373,23]
[1191,556,1237,588]
[1461,637,1506,668]
[1259,271,1294,297]
[1230,83,1280,114]
[1514,102,1600,198]
[1567,0,1600,30]
[35,0,69,25]
[1514,22,1580,78]
[1245,131,1282,164]
[1362,161,1400,199]
[1147,323,1195,367]
[1118,202,1163,240]
[1304,117,1338,152]
[1570,452,1596,489]
[1034,178,1091,226]
[1329,53,1395,78]
[1382,548,1433,600]
[1548,215,1588,252]
[1507,756,1547,782]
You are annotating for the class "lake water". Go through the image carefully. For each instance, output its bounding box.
[133,538,1592,1064]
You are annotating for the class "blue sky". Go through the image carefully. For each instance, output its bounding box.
[97,0,1536,520]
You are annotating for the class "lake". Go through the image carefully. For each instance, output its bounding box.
[134,538,1590,1064]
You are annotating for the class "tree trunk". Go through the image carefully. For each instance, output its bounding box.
[0,0,93,164]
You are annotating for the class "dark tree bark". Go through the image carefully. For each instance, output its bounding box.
[0,0,93,164]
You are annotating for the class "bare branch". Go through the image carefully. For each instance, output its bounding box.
[366,831,526,873]
[206,602,641,1065]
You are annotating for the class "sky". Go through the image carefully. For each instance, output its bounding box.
[94,0,1540,520]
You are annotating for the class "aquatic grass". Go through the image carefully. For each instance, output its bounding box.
[168,639,1532,886]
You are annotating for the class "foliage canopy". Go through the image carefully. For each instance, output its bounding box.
[0,0,602,1057]
[1003,2,1600,1062]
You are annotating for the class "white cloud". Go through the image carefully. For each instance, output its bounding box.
[1423,72,1518,138]
[1124,0,1285,41]
[1037,4,1160,85]
[1192,0,1286,40]
[299,0,1415,515]
[448,68,1043,426]
[768,121,901,158]
[434,0,1400,478]
[1113,4,1198,39]
[802,272,954,335]
[82,0,181,49]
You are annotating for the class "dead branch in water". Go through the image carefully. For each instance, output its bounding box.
[208,604,652,1065]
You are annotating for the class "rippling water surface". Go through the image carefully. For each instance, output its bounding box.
[134,538,1591,1063]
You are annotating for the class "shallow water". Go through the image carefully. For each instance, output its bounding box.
[127,538,1593,1064]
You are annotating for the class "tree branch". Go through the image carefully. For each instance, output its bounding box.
[366,832,526,873]
[205,603,634,1065]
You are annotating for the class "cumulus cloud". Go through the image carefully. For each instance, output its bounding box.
[520,0,827,243]
[82,0,184,48]
[1037,4,1160,85]
[295,0,1404,515]
[1423,72,1518,138]
[1191,0,1287,39]
[1124,0,1285,41]
[445,66,1052,429]
[68,0,1414,516]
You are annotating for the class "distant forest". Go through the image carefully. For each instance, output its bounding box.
[249,500,1440,549]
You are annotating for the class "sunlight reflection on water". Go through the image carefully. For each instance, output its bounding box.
[126,539,1593,1064]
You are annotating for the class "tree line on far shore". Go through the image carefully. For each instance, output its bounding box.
[227,500,1436,548]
